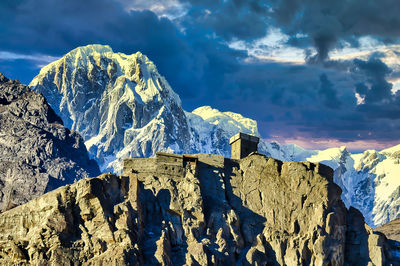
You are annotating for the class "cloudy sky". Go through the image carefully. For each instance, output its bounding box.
[2,0,400,151]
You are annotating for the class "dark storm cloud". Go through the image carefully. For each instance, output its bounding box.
[1,0,196,63]
[182,0,270,40]
[2,0,400,147]
[0,0,246,100]
[351,56,400,120]
[318,74,341,109]
[272,0,400,61]
[210,54,400,144]
[177,0,400,61]
[210,61,355,138]
[353,57,393,104]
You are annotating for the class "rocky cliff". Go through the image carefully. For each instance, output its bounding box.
[0,153,396,265]
[375,218,400,242]
[0,73,100,212]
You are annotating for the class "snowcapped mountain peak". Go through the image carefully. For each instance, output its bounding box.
[34,44,112,77]
[184,106,263,157]
[258,140,316,162]
[32,44,180,107]
[192,105,260,137]
[68,44,114,57]
[381,144,400,156]
[346,145,400,227]
[305,146,353,174]
[30,45,188,171]
[308,146,347,161]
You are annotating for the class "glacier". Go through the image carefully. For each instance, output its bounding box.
[30,44,400,227]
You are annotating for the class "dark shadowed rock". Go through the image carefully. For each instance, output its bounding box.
[0,73,100,212]
[374,218,400,263]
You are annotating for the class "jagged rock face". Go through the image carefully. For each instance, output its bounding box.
[0,174,140,265]
[0,73,100,212]
[29,45,191,173]
[0,153,393,265]
[375,218,400,242]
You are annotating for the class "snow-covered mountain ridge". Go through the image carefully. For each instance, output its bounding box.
[30,44,400,227]
[30,45,190,173]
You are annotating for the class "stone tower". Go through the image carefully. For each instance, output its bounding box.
[229,132,259,159]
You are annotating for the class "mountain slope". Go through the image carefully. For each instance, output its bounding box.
[0,73,100,211]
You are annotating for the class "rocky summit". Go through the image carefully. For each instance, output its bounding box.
[0,73,100,212]
[0,152,397,265]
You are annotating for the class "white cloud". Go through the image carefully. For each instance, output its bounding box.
[228,27,310,64]
[229,31,400,68]
[0,51,59,67]
[117,0,189,19]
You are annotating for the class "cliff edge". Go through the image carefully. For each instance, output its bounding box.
[0,153,396,265]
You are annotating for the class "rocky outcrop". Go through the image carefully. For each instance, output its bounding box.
[0,153,394,265]
[375,217,400,242]
[0,73,100,212]
[0,173,140,265]
[374,218,400,263]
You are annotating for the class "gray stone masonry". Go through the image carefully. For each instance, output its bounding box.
[229,132,259,159]
[123,152,226,180]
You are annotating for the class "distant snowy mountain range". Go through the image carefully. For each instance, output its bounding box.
[30,44,400,227]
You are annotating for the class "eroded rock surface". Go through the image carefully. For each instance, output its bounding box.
[0,73,100,212]
[0,174,140,265]
[0,153,395,265]
[375,218,400,242]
